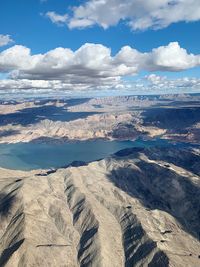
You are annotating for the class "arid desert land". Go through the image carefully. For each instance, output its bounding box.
[0,95,200,267]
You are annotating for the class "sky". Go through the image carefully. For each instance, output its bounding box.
[0,0,200,97]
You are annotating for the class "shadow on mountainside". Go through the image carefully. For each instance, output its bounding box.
[0,239,24,267]
[0,105,99,127]
[144,147,200,176]
[0,192,16,218]
[142,107,200,132]
[108,147,200,241]
[0,130,20,138]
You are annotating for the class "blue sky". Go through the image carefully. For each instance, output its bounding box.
[0,0,200,96]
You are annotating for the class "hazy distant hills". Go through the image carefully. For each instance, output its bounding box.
[0,146,199,266]
[0,94,199,144]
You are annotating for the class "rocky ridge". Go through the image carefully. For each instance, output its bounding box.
[0,147,200,266]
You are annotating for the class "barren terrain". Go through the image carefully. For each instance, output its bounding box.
[0,147,200,266]
[0,94,199,144]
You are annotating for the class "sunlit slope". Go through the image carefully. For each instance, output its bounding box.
[0,147,200,266]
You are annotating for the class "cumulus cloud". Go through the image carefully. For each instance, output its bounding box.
[145,42,200,71]
[0,78,123,93]
[0,42,199,76]
[0,34,13,47]
[0,79,69,90]
[65,0,200,30]
[145,74,200,92]
[0,75,200,94]
[45,11,68,26]
[0,42,200,91]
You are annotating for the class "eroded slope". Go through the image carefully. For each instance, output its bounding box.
[0,147,200,266]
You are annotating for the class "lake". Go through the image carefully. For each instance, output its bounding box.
[0,139,196,170]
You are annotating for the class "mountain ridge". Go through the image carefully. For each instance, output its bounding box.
[0,146,200,266]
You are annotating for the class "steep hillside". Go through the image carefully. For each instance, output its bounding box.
[0,147,200,266]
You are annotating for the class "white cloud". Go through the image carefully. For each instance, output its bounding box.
[145,74,200,92]
[45,11,68,26]
[0,75,200,94]
[0,34,13,47]
[145,42,200,71]
[0,42,200,92]
[68,18,94,29]
[65,0,200,30]
[0,78,122,92]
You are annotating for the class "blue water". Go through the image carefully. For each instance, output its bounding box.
[0,139,196,170]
